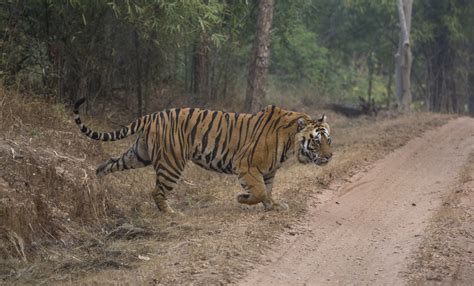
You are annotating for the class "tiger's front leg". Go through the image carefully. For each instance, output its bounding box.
[262,171,288,211]
[237,168,287,211]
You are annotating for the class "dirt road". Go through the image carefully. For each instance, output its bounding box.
[240,117,474,285]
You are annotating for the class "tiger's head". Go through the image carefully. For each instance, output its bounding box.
[296,115,333,166]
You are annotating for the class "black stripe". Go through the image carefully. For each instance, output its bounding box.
[157,172,177,185]
[224,113,230,125]
[201,110,209,122]
[162,153,182,175]
[252,108,275,146]
[221,150,229,165]
[283,118,301,129]
[169,111,176,147]
[121,156,129,170]
[280,138,292,163]
[201,111,218,152]
[121,127,129,138]
[249,112,266,139]
[210,130,222,162]
[234,113,240,127]
[74,97,86,110]
[130,121,137,132]
[216,112,223,130]
[174,108,181,129]
[235,117,245,150]
[190,113,202,145]
[205,152,212,164]
[269,116,282,134]
[158,164,181,180]
[243,114,255,143]
[160,182,173,191]
[224,163,233,174]
[184,108,196,131]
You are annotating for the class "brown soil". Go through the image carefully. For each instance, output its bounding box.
[3,86,470,285]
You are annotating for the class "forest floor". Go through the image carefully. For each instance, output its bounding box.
[1,91,473,285]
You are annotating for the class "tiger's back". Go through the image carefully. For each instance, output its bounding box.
[146,106,302,175]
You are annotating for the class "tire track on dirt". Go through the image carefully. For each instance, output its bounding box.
[239,117,474,285]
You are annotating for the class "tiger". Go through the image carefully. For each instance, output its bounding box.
[73,98,332,213]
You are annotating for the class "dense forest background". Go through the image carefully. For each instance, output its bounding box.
[1,0,473,116]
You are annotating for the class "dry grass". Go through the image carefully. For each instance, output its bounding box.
[0,88,132,282]
[0,85,452,285]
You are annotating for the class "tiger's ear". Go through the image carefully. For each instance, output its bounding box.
[297,118,306,131]
[318,114,327,123]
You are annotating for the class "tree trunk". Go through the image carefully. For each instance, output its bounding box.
[245,0,275,112]
[386,63,393,108]
[395,0,413,112]
[427,31,452,113]
[184,45,189,93]
[134,31,143,117]
[143,47,151,114]
[469,91,474,116]
[367,53,374,104]
[469,59,474,116]
[192,36,210,99]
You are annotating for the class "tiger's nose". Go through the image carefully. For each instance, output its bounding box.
[325,153,333,161]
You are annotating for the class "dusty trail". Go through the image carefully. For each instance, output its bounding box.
[240,117,474,285]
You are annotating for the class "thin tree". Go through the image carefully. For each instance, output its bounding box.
[134,30,143,116]
[395,0,413,112]
[192,36,210,99]
[245,0,275,112]
[469,50,474,116]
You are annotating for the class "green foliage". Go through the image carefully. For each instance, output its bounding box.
[1,0,472,113]
[268,0,398,104]
[110,0,225,45]
[271,23,329,85]
[411,0,474,112]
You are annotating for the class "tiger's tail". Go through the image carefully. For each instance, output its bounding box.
[73,97,149,141]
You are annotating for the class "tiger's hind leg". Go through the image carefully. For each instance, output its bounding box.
[96,137,150,177]
[151,156,186,214]
[151,183,176,214]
